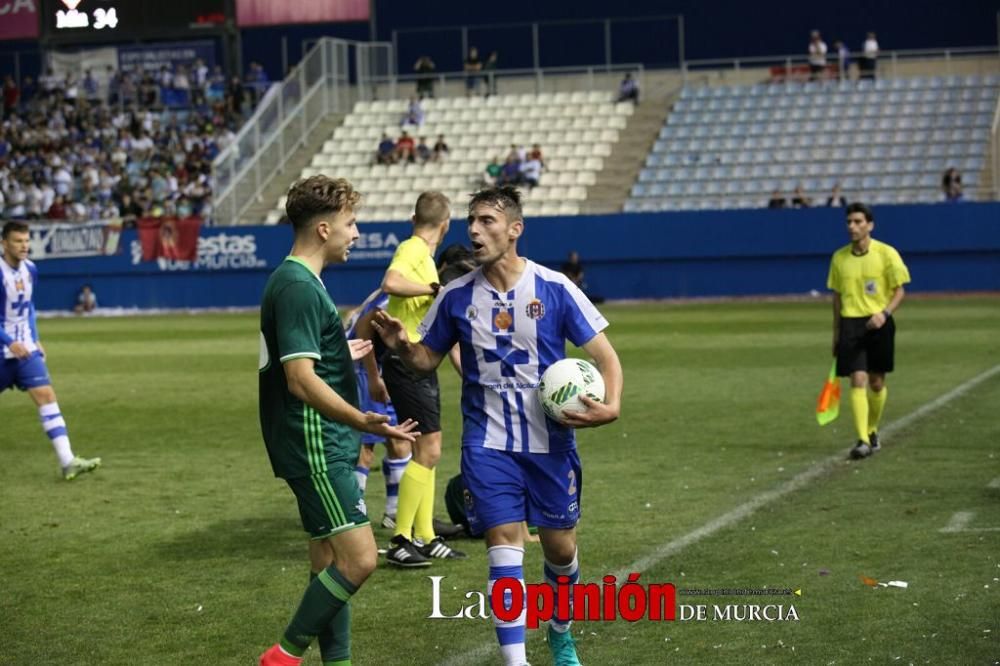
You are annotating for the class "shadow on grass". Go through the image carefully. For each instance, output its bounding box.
[155,514,303,562]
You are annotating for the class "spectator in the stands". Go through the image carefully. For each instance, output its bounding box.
[227,76,245,116]
[19,76,36,108]
[507,144,526,163]
[432,134,450,162]
[47,195,68,220]
[395,130,415,163]
[942,167,963,202]
[528,143,546,167]
[808,30,828,81]
[834,41,851,80]
[767,190,788,209]
[826,183,847,207]
[860,32,879,80]
[464,47,482,96]
[246,62,269,104]
[414,55,436,99]
[401,97,425,127]
[617,72,640,104]
[499,155,522,186]
[519,154,542,189]
[791,184,812,208]
[482,156,502,186]
[415,137,432,163]
[193,58,209,105]
[2,75,18,116]
[482,51,499,97]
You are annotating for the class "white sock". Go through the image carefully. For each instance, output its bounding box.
[544,549,579,633]
[488,545,526,665]
[39,402,74,467]
[382,454,411,518]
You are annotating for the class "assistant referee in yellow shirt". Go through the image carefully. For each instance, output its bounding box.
[827,202,911,460]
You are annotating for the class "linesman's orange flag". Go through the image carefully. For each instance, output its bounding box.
[816,360,841,425]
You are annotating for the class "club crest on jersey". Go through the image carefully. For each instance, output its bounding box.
[525,299,545,320]
[465,305,478,321]
[15,278,24,292]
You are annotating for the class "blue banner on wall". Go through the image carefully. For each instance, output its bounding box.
[27,203,1000,312]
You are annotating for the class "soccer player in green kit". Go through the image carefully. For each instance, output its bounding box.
[258,176,418,666]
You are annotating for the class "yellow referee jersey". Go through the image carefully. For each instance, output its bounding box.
[386,237,438,342]
[827,238,911,317]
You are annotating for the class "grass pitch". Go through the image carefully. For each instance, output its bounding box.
[1,298,997,665]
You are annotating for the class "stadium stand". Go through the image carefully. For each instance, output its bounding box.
[626,74,1000,212]
[263,92,635,223]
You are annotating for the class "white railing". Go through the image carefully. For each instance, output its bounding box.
[680,45,1000,84]
[371,63,644,99]
[212,39,393,227]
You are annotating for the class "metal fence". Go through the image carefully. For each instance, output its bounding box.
[211,38,392,227]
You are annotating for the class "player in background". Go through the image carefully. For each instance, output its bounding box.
[380,191,466,567]
[374,186,623,666]
[827,202,910,459]
[257,176,419,666]
[1,221,101,481]
[343,288,412,527]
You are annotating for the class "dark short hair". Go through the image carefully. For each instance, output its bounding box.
[468,186,523,222]
[284,176,361,233]
[437,243,473,270]
[845,202,873,222]
[2,221,29,239]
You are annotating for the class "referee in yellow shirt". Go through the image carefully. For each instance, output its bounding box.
[827,202,911,459]
[380,191,466,566]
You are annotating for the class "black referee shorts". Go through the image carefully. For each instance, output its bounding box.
[836,315,896,377]
[380,353,441,434]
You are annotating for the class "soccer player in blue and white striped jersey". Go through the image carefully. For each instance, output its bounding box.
[1,222,101,480]
[374,187,623,666]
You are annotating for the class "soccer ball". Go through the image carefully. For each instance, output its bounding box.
[538,358,606,423]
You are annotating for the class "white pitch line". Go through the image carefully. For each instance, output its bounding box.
[988,477,1000,489]
[439,363,1000,666]
[939,511,976,533]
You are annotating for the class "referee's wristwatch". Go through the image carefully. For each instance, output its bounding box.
[430,282,441,297]
[882,310,891,319]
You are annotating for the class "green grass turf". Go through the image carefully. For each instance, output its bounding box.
[0,298,997,665]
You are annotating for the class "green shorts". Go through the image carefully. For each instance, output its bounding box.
[286,463,370,539]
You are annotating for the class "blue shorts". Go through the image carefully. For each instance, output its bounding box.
[0,352,52,393]
[355,365,397,446]
[461,446,582,533]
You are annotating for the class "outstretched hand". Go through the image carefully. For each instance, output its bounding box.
[362,413,420,443]
[371,310,409,352]
[560,395,620,429]
[348,338,373,361]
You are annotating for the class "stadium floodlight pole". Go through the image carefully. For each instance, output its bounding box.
[604,19,612,68]
[678,14,685,69]
[532,23,540,71]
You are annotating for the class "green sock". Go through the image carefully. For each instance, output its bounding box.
[309,572,351,663]
[280,566,357,656]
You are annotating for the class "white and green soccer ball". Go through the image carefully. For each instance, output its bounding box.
[538,358,606,423]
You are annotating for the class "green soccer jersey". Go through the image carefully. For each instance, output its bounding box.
[259,257,360,479]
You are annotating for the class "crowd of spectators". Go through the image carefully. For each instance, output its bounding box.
[0,62,261,225]
[804,30,879,81]
[375,132,449,165]
[483,144,545,188]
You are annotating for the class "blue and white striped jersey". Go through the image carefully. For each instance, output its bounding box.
[0,258,40,360]
[418,260,607,454]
